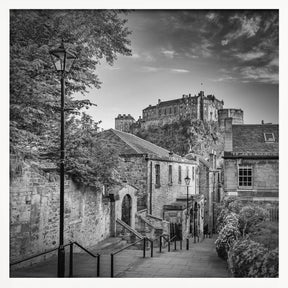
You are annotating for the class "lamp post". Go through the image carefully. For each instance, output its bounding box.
[49,41,76,277]
[184,176,191,217]
[194,203,198,243]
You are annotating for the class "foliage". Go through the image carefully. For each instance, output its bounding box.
[215,221,241,260]
[10,10,131,188]
[238,205,269,235]
[133,119,224,158]
[215,198,243,232]
[215,198,279,277]
[228,239,278,277]
[249,221,279,250]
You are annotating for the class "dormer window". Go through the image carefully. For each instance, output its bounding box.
[264,133,275,142]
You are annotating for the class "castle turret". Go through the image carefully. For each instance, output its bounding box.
[115,114,135,132]
[218,108,244,128]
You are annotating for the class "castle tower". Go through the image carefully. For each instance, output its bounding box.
[218,109,244,128]
[115,114,135,132]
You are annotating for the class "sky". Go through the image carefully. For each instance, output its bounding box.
[75,10,278,129]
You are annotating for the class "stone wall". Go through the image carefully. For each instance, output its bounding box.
[118,155,148,211]
[218,109,244,128]
[148,159,197,219]
[10,164,111,264]
[224,158,279,200]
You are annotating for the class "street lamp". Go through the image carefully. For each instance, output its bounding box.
[184,175,191,217]
[49,41,76,277]
[194,203,198,243]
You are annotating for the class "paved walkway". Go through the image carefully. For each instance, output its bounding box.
[10,237,229,278]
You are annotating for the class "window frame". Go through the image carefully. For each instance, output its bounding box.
[264,132,275,142]
[155,164,161,188]
[238,165,253,189]
[168,164,173,185]
[178,165,182,184]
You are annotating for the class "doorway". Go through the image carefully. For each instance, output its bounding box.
[121,194,132,226]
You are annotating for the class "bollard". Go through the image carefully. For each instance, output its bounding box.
[168,240,170,252]
[180,240,182,250]
[174,239,177,250]
[97,254,100,277]
[159,236,162,253]
[143,237,146,258]
[111,254,114,278]
[186,238,189,250]
[151,241,153,258]
[69,242,73,277]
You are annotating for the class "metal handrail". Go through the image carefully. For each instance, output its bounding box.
[73,241,99,258]
[10,241,100,278]
[111,238,144,256]
[10,245,67,266]
[110,237,147,277]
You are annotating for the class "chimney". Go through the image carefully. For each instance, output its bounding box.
[261,120,264,124]
[169,151,173,157]
[199,91,204,97]
[209,150,216,169]
[224,118,233,152]
[158,99,161,104]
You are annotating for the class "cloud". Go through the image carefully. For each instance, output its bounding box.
[221,39,229,46]
[140,66,161,72]
[212,75,236,82]
[170,69,190,73]
[269,57,278,67]
[130,53,140,59]
[235,51,265,61]
[161,49,177,59]
[223,15,261,45]
[239,66,278,84]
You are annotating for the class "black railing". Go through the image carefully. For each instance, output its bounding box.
[72,241,100,277]
[10,241,100,277]
[110,237,146,278]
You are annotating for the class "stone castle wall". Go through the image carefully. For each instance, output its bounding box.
[10,164,111,265]
[141,92,224,128]
[218,109,244,128]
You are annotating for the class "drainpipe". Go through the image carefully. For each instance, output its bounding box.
[149,161,153,214]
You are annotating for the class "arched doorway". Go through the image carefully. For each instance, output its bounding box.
[121,194,132,226]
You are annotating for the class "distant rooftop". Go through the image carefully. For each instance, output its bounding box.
[232,124,278,155]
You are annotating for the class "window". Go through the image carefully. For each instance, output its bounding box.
[178,166,182,183]
[159,109,161,115]
[164,109,166,115]
[174,107,177,114]
[186,166,189,178]
[192,166,195,181]
[264,133,275,142]
[155,164,160,187]
[168,165,173,185]
[169,107,172,114]
[238,166,252,188]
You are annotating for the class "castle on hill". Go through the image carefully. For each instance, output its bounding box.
[115,91,243,132]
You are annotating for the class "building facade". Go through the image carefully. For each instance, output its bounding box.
[223,118,279,201]
[97,129,206,240]
[115,114,135,132]
[141,91,224,128]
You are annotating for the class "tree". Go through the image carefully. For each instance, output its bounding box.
[10,10,132,188]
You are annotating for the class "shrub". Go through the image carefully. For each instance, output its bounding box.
[238,205,269,235]
[259,248,278,277]
[215,222,241,260]
[249,221,279,250]
[228,239,268,277]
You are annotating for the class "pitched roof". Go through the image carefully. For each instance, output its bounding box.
[232,124,279,155]
[110,129,185,160]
